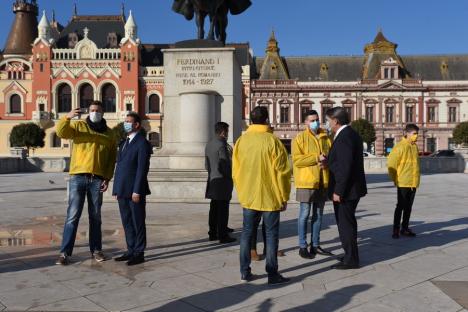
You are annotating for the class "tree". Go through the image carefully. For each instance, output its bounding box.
[452,121,468,147]
[112,122,147,142]
[351,118,376,150]
[10,123,45,154]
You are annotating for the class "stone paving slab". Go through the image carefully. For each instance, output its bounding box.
[29,297,107,312]
[0,172,468,311]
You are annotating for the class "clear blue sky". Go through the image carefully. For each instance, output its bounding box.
[1,0,468,57]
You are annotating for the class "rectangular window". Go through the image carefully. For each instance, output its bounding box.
[449,106,457,123]
[384,68,389,79]
[280,106,289,124]
[427,138,437,153]
[406,106,414,123]
[428,106,436,122]
[321,105,332,122]
[40,63,44,72]
[385,106,394,123]
[365,106,374,123]
[448,138,455,149]
[301,106,310,123]
[127,63,131,72]
[390,68,395,79]
[126,103,132,111]
[344,106,353,121]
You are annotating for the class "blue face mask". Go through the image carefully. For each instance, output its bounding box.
[123,122,133,133]
[309,120,320,132]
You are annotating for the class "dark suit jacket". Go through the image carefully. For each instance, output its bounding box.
[328,126,367,201]
[112,132,153,198]
[205,137,233,201]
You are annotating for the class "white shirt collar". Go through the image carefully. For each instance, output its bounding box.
[127,132,138,143]
[334,125,348,139]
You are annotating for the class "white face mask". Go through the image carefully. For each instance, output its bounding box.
[89,112,102,123]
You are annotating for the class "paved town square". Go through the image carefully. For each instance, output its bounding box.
[0,172,467,311]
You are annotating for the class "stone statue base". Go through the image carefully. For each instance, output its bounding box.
[145,44,243,202]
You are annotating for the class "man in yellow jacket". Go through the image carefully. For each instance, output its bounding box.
[55,101,117,265]
[387,123,420,239]
[233,106,291,285]
[292,110,333,259]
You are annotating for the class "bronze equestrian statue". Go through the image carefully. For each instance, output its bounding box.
[172,0,251,44]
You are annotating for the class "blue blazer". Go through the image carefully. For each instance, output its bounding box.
[112,132,153,198]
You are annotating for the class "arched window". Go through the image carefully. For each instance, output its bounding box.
[148,132,160,148]
[148,94,160,114]
[57,84,72,113]
[10,94,22,114]
[51,133,61,148]
[79,83,94,108]
[101,83,116,112]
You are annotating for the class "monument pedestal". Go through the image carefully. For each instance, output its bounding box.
[146,43,243,202]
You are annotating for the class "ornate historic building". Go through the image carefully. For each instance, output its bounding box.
[0,1,251,156]
[0,1,466,157]
[251,31,468,155]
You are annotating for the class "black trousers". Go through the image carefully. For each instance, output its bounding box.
[117,197,146,256]
[250,214,266,252]
[208,200,229,240]
[334,199,360,266]
[393,187,417,230]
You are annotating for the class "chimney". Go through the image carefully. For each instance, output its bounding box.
[3,0,39,56]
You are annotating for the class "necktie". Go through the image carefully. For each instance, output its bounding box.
[122,137,130,151]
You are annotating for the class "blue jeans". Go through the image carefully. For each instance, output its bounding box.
[60,175,103,256]
[298,201,325,248]
[240,208,280,277]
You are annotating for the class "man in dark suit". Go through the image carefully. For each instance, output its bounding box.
[205,122,236,244]
[325,107,367,269]
[112,112,153,266]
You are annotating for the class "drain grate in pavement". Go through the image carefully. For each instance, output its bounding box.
[432,281,468,308]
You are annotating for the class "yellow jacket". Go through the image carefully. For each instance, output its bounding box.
[387,137,420,188]
[232,124,291,211]
[56,117,117,180]
[292,129,332,189]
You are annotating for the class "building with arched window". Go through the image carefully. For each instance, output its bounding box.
[1,1,467,157]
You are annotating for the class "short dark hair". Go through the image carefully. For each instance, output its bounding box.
[405,123,419,132]
[215,122,229,135]
[126,111,142,125]
[88,100,103,108]
[250,106,269,124]
[303,109,319,122]
[325,107,349,125]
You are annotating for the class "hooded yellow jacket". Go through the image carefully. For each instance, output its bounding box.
[56,117,117,180]
[387,137,420,188]
[232,124,291,211]
[292,129,332,189]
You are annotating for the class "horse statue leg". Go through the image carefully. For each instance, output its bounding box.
[195,9,206,39]
[216,4,228,44]
[207,13,216,40]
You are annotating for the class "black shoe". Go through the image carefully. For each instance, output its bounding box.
[400,228,416,237]
[313,246,334,256]
[392,227,400,239]
[268,274,290,285]
[241,272,254,283]
[219,236,236,244]
[299,247,314,259]
[127,254,145,266]
[56,254,70,265]
[114,253,131,262]
[330,262,359,270]
[209,235,218,241]
[227,227,234,233]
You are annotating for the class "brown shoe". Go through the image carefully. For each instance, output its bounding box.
[277,250,285,257]
[251,249,261,261]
